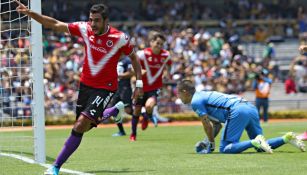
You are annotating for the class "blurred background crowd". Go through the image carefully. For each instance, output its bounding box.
[1,0,307,117]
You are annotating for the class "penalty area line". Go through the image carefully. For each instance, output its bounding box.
[0,152,94,175]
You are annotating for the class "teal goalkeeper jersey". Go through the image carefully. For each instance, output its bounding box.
[191,91,247,123]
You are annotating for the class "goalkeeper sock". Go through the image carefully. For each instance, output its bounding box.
[222,140,253,153]
[266,137,285,149]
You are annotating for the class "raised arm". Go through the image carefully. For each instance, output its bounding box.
[15,0,69,33]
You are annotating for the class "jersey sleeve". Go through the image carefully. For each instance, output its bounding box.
[120,34,135,56]
[67,22,84,37]
[191,98,208,117]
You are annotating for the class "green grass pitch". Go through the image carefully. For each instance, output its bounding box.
[1,121,307,175]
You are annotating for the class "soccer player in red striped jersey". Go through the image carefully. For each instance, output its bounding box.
[130,31,172,141]
[15,1,143,175]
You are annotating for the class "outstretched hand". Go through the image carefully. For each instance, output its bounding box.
[14,0,30,15]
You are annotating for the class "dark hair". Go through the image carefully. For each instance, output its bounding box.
[149,31,166,42]
[177,80,195,94]
[90,4,109,20]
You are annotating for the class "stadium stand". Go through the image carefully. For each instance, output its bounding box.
[1,0,307,116]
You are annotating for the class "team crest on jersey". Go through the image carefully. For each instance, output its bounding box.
[106,40,113,47]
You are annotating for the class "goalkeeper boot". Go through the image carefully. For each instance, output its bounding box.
[251,135,273,154]
[113,101,124,123]
[44,165,59,175]
[283,132,306,152]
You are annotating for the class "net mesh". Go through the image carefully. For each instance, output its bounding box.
[0,0,34,158]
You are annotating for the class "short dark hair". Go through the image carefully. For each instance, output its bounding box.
[149,31,166,42]
[177,80,195,94]
[90,4,109,20]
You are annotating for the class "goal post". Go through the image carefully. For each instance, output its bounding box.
[31,0,45,163]
[0,0,45,163]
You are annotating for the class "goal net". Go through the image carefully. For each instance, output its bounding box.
[0,0,45,163]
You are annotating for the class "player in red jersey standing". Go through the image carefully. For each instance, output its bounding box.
[130,31,172,141]
[15,1,143,175]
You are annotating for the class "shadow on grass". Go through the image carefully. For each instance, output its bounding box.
[1,150,56,162]
[186,152,220,155]
[186,151,299,155]
[86,168,155,174]
[271,150,301,153]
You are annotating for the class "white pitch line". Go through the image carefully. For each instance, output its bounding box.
[0,152,95,175]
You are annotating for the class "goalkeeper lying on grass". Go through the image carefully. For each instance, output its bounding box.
[177,80,306,154]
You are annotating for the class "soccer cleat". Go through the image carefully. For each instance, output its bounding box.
[141,118,149,130]
[112,131,126,137]
[130,134,136,141]
[44,165,59,175]
[113,101,124,123]
[297,131,307,141]
[283,132,306,152]
[251,135,273,154]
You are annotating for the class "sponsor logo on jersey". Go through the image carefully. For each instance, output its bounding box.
[89,44,107,53]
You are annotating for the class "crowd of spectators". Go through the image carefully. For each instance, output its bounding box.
[42,0,299,22]
[1,0,307,117]
[285,56,307,94]
[0,26,283,116]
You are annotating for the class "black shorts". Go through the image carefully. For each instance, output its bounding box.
[109,86,133,108]
[134,89,159,107]
[76,83,115,125]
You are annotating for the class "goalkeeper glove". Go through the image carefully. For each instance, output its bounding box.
[195,139,215,154]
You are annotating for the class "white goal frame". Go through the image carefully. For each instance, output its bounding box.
[31,0,45,163]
